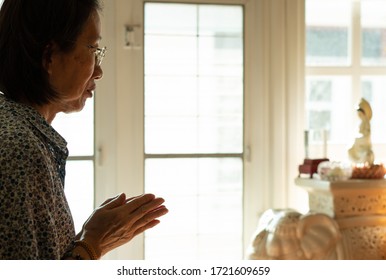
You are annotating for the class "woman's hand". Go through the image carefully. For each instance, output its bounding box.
[77,193,168,258]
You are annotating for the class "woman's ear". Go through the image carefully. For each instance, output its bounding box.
[42,43,54,74]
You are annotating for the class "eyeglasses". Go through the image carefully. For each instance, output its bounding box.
[88,45,107,66]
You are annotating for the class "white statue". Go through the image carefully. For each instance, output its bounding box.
[348,98,374,165]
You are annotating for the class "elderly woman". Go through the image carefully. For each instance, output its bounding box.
[0,0,168,259]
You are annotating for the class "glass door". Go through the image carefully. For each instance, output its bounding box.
[144,2,244,259]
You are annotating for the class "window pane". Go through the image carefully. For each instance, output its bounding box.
[306,0,351,66]
[52,101,94,156]
[145,77,198,117]
[199,77,243,116]
[145,36,198,76]
[361,0,386,66]
[144,158,243,260]
[144,4,243,154]
[199,5,243,36]
[306,76,352,159]
[64,160,94,233]
[198,5,243,77]
[145,116,243,154]
[145,3,197,35]
[199,36,243,76]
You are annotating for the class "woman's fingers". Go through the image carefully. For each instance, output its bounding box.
[113,199,168,241]
[130,205,168,233]
[133,197,166,214]
[100,194,167,233]
[99,193,126,207]
[120,194,164,216]
[100,193,156,212]
[131,206,169,238]
[132,220,161,237]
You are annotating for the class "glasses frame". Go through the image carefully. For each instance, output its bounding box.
[87,45,107,66]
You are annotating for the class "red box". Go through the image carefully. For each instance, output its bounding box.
[298,158,329,178]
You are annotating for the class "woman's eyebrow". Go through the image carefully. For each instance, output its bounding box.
[86,35,102,42]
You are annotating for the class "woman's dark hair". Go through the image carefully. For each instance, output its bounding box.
[0,0,102,105]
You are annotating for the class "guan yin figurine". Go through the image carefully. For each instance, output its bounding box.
[348,98,374,165]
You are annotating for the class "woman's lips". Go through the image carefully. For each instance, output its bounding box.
[86,85,96,97]
[86,89,94,98]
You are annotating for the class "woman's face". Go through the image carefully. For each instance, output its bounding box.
[47,9,103,113]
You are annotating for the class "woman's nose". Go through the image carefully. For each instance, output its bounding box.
[94,64,103,80]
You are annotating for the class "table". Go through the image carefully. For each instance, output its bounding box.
[295,178,386,259]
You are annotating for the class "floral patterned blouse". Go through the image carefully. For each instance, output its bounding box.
[0,94,75,259]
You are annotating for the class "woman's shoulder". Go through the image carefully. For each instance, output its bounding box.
[0,110,36,144]
[0,114,48,166]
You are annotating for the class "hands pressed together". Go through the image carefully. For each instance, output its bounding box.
[76,193,168,259]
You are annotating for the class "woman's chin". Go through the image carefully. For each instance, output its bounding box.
[62,97,89,113]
